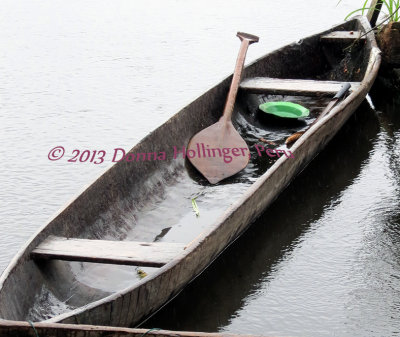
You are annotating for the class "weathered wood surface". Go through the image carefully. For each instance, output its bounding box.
[0,17,381,328]
[31,236,185,267]
[320,30,365,42]
[239,77,361,96]
[367,0,383,27]
[0,320,270,337]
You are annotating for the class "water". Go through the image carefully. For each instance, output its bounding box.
[1,0,399,336]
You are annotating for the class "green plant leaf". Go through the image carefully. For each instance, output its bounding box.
[381,0,393,15]
[136,268,147,279]
[345,7,371,20]
[358,0,369,15]
[191,197,200,217]
[341,0,400,22]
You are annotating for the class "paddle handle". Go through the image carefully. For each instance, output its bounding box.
[285,82,351,145]
[315,82,351,123]
[334,82,351,99]
[222,32,259,122]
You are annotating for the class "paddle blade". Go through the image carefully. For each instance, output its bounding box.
[187,121,250,184]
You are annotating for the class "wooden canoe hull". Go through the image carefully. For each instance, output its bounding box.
[0,16,381,327]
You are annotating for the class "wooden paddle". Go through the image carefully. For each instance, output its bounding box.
[285,82,351,145]
[187,32,259,184]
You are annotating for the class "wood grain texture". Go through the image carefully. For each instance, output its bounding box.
[31,236,185,267]
[320,30,365,42]
[0,320,270,337]
[239,77,361,96]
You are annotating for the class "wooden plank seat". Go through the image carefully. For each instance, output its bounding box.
[31,236,185,267]
[239,77,361,96]
[321,30,366,43]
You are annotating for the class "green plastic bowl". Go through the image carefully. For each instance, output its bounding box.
[258,101,309,118]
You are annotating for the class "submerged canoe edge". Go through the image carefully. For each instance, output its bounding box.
[0,319,270,337]
[0,16,381,326]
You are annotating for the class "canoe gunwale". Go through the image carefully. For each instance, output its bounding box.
[0,319,269,337]
[0,16,381,326]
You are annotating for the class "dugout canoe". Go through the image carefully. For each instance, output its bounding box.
[0,16,380,327]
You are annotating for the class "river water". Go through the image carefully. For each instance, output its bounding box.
[1,0,399,336]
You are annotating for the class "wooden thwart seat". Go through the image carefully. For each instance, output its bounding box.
[240,77,361,96]
[31,236,185,267]
[321,30,366,43]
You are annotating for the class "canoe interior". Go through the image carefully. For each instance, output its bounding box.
[0,18,377,324]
